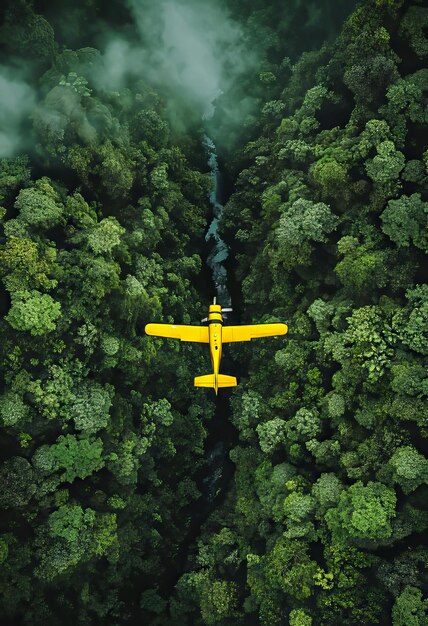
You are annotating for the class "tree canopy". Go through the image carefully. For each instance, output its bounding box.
[1,0,427,625]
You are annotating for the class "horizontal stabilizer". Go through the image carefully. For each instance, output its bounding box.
[217,374,238,388]
[194,374,237,391]
[194,374,216,388]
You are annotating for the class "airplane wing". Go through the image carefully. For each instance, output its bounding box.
[222,323,288,343]
[145,323,209,343]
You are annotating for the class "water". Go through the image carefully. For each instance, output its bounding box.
[154,115,239,603]
[202,99,231,307]
[201,441,225,502]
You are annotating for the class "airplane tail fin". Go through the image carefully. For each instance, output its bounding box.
[194,374,237,393]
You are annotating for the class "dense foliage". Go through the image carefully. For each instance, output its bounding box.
[182,1,428,624]
[1,0,427,625]
[0,1,218,622]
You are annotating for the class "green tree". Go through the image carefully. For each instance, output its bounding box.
[23,360,80,421]
[5,290,61,336]
[401,159,426,183]
[357,119,392,158]
[0,3,55,60]
[388,446,428,495]
[399,6,428,59]
[14,178,64,229]
[94,141,134,198]
[0,390,29,426]
[0,457,36,509]
[150,163,169,191]
[48,504,94,542]
[307,298,335,334]
[365,140,405,183]
[325,481,397,541]
[312,473,344,513]
[289,609,313,626]
[256,418,287,454]
[283,491,316,539]
[69,381,113,434]
[334,236,394,294]
[32,434,104,483]
[399,285,428,355]
[0,236,57,292]
[199,579,238,625]
[285,408,322,442]
[391,585,428,626]
[86,217,126,255]
[0,156,31,205]
[311,157,348,197]
[342,304,397,382]
[381,194,428,252]
[344,54,398,105]
[277,197,339,247]
[384,70,428,134]
[326,393,345,419]
[106,432,147,485]
[36,504,117,581]
[390,363,427,398]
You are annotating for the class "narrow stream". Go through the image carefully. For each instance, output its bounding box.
[198,129,236,502]
[202,134,231,308]
[153,128,238,608]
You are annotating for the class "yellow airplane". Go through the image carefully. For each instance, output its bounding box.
[145,298,288,394]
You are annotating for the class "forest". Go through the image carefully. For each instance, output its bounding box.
[0,0,427,624]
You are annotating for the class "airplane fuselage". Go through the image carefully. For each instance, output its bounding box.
[207,304,224,392]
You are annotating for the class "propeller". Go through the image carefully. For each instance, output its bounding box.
[201,298,233,322]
